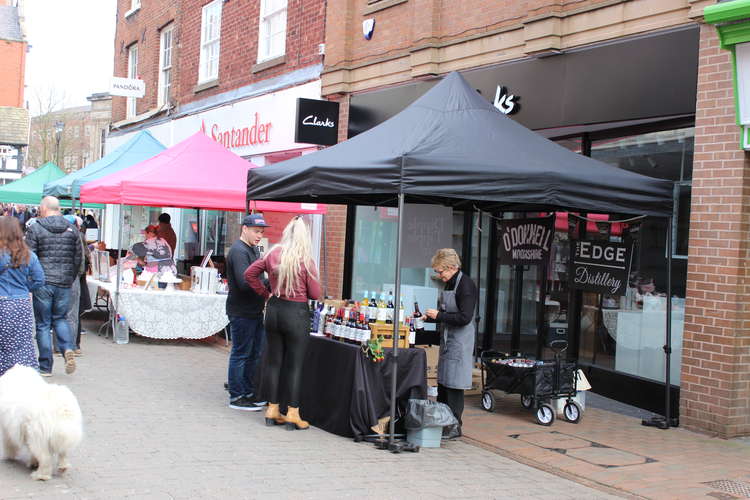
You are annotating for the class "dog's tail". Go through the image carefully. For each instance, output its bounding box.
[45,386,83,454]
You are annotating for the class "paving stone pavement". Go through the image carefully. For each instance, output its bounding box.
[0,331,620,500]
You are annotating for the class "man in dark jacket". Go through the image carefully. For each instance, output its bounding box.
[25,196,82,376]
[224,213,269,411]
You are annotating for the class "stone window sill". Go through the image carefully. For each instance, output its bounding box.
[252,55,286,74]
[364,0,407,15]
[194,79,219,94]
[124,6,140,18]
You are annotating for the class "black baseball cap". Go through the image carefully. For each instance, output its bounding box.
[242,213,270,227]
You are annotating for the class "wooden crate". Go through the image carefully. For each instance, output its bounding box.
[369,323,409,349]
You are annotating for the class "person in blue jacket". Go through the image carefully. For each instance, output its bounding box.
[0,215,45,376]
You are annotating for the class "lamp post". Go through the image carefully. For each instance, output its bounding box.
[54,121,65,167]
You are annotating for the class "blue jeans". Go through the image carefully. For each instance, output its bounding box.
[227,316,265,400]
[33,284,75,374]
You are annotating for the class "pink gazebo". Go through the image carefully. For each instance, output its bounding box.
[80,131,325,214]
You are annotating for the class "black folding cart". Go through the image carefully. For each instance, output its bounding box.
[479,340,582,425]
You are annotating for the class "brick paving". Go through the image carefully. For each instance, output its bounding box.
[0,331,617,500]
[461,390,750,499]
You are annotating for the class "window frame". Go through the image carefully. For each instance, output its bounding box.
[127,43,138,119]
[158,23,174,107]
[198,0,222,84]
[257,0,288,63]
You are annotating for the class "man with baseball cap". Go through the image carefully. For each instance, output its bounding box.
[225,213,270,410]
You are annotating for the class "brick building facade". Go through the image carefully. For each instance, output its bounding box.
[0,0,29,185]
[317,0,750,438]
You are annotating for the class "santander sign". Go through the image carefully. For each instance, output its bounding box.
[200,112,272,149]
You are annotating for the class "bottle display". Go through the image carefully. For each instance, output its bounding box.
[368,292,378,323]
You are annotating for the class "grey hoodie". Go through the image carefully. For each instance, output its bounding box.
[25,215,82,287]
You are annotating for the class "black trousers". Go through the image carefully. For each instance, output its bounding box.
[437,384,465,426]
[264,297,310,407]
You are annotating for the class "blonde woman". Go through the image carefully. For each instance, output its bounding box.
[423,248,478,440]
[245,216,321,430]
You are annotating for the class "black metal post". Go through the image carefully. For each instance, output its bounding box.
[642,217,673,430]
[387,191,405,446]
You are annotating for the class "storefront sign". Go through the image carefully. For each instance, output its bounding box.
[569,240,633,296]
[110,77,145,98]
[200,113,272,149]
[295,98,339,146]
[497,217,554,265]
[493,85,519,115]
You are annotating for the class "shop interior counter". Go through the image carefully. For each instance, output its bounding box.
[258,335,427,439]
[87,277,229,340]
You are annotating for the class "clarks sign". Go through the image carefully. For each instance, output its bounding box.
[497,216,554,265]
[569,241,633,296]
[295,98,339,146]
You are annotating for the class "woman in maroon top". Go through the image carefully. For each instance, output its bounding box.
[245,216,321,430]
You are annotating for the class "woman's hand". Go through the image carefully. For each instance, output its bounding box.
[425,309,439,320]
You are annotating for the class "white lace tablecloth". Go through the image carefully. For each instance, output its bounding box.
[88,278,229,339]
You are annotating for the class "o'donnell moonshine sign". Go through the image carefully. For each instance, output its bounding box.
[497,217,554,265]
[570,241,633,296]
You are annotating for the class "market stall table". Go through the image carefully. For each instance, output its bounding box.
[87,277,229,339]
[258,336,427,439]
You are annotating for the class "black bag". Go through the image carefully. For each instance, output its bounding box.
[404,399,458,430]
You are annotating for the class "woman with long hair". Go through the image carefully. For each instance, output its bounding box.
[245,216,321,430]
[0,216,45,376]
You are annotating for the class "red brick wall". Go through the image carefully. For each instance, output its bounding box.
[681,24,750,439]
[0,40,25,107]
[176,0,324,106]
[112,0,179,122]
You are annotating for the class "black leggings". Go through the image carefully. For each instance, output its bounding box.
[264,297,310,407]
[437,384,465,426]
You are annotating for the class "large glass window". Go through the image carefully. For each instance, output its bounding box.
[158,24,174,107]
[258,0,287,62]
[126,44,138,119]
[575,127,693,385]
[199,0,222,83]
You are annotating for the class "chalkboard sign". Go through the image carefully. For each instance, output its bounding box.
[497,216,554,265]
[401,204,452,268]
[569,240,633,296]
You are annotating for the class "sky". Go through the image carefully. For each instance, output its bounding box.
[23,0,117,116]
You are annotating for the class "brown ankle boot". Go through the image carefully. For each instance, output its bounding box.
[265,403,284,426]
[283,407,309,430]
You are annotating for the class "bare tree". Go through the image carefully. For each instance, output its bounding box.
[27,87,72,169]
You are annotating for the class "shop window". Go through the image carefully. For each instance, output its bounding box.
[199,0,222,84]
[158,23,174,107]
[575,127,694,385]
[126,43,138,119]
[257,0,287,63]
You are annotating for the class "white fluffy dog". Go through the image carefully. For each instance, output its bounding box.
[0,364,83,481]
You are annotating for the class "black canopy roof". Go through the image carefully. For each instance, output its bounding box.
[247,72,673,217]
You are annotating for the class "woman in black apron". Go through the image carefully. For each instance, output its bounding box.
[424,248,478,439]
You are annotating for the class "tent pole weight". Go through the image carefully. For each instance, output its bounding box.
[642,216,674,430]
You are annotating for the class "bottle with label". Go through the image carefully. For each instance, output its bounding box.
[332,308,342,341]
[115,314,129,344]
[368,292,378,323]
[407,317,416,347]
[316,302,326,336]
[359,313,368,343]
[376,292,388,323]
[399,300,405,324]
[386,292,395,324]
[310,300,319,334]
[413,297,425,330]
[361,291,369,308]
[324,306,334,338]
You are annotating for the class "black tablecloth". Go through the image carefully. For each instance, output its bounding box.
[257,336,427,438]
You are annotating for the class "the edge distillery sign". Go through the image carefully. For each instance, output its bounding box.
[570,241,633,296]
[295,98,340,146]
[497,216,554,265]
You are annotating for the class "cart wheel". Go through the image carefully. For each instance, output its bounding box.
[535,404,555,426]
[520,394,534,410]
[563,401,582,424]
[481,391,496,412]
